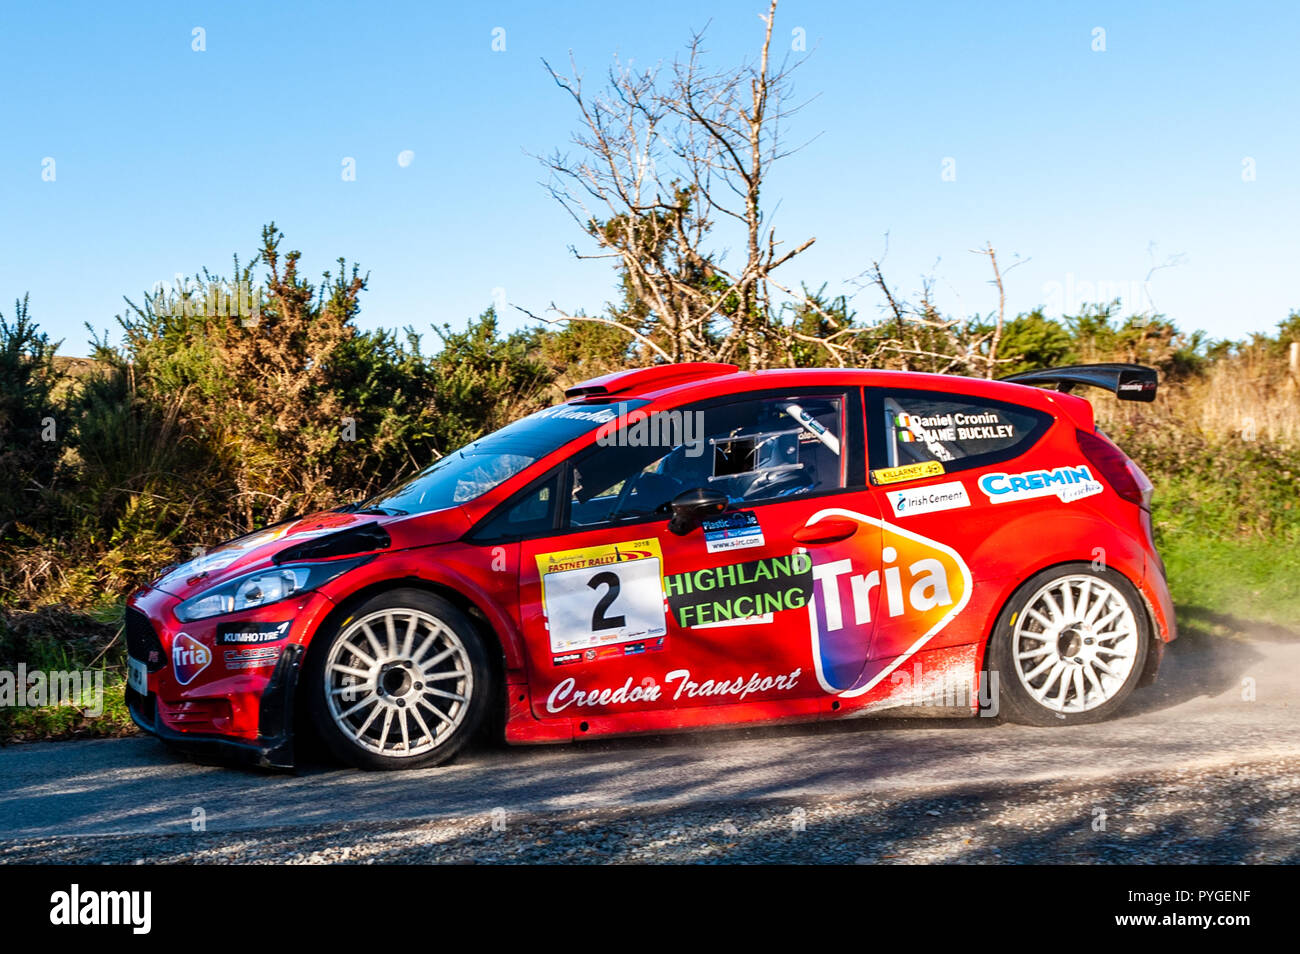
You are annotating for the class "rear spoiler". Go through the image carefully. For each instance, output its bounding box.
[998,363,1158,403]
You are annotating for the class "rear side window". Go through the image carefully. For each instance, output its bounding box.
[873,390,1049,473]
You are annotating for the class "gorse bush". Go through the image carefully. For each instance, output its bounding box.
[0,227,557,609]
[0,295,61,537]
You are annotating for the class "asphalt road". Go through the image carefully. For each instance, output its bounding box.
[1,614,1297,862]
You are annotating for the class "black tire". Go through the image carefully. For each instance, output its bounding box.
[989,562,1149,726]
[305,588,492,770]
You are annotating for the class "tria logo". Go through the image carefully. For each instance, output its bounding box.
[803,509,972,698]
[171,632,211,686]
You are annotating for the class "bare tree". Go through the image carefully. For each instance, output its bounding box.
[850,240,1028,377]
[530,0,820,369]
[973,242,1006,378]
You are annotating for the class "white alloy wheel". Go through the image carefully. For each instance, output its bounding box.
[324,607,474,758]
[1010,574,1139,714]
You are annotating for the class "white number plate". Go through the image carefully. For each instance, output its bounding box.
[544,558,667,653]
[127,656,148,694]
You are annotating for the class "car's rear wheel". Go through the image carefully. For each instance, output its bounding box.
[306,589,491,770]
[990,563,1149,726]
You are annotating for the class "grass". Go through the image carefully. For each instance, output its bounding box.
[0,600,136,743]
[1159,533,1300,645]
[0,679,132,742]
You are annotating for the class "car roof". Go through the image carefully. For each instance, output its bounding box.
[566,363,1093,425]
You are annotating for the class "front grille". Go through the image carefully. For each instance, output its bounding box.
[125,608,166,672]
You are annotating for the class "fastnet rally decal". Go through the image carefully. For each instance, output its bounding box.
[978,464,1103,504]
[803,509,973,698]
[536,539,668,658]
[885,480,971,518]
[545,666,803,713]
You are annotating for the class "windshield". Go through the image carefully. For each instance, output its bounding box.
[360,400,648,515]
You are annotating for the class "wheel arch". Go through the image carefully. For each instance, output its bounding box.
[975,556,1159,681]
[295,575,513,746]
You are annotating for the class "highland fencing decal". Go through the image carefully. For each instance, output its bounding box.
[663,553,813,628]
[803,508,973,698]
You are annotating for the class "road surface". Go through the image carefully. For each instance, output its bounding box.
[1,616,1297,862]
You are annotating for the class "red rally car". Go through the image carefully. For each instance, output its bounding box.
[125,361,1176,770]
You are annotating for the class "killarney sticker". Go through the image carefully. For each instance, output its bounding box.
[872,460,945,485]
[885,480,971,518]
[701,509,764,554]
[978,464,1103,504]
[537,539,668,658]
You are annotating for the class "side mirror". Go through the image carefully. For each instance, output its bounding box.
[667,487,728,536]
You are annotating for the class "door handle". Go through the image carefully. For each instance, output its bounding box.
[793,517,858,545]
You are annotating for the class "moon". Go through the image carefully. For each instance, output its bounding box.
[397,150,415,168]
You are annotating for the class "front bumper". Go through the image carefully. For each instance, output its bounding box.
[128,643,305,769]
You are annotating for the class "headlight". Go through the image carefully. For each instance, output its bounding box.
[175,558,369,622]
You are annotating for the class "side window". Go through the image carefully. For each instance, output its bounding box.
[470,468,561,540]
[567,395,845,528]
[876,390,1048,472]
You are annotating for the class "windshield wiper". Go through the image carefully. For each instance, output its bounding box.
[331,501,406,516]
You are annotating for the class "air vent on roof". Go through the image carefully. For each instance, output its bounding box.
[565,362,739,399]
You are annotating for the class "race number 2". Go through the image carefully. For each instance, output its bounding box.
[537,540,668,654]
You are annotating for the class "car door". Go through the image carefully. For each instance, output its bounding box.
[861,386,1051,666]
[511,387,884,720]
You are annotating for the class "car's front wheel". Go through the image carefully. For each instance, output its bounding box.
[306,589,492,770]
[989,563,1149,726]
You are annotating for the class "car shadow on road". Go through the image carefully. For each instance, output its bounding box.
[321,760,1299,865]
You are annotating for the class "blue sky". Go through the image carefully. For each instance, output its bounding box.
[2,0,1296,355]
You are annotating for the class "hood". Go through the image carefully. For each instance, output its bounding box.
[148,506,469,600]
